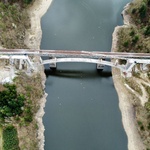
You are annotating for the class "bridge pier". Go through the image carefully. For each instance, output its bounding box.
[97,63,104,70]
[49,57,57,69]
[97,58,105,71]
[120,60,136,77]
[19,59,23,70]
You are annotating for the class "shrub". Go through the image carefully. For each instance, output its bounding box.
[144,26,150,36]
[132,35,139,44]
[140,125,145,131]
[147,0,150,6]
[23,0,32,4]
[139,2,147,18]
[123,41,129,47]
[129,30,135,36]
[132,8,137,14]
[147,123,150,130]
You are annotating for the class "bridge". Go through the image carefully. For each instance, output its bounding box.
[0,49,150,75]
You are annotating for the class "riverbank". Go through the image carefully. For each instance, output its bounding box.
[25,0,53,49]
[111,2,146,150]
[25,0,53,149]
[0,0,53,149]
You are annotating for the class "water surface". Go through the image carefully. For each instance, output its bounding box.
[41,0,130,149]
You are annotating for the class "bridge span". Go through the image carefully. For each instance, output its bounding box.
[0,49,150,59]
[0,49,150,75]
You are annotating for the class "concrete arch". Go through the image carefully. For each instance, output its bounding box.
[42,58,123,70]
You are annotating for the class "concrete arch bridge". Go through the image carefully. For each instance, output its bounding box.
[0,49,150,76]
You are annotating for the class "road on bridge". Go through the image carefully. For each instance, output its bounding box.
[0,49,150,59]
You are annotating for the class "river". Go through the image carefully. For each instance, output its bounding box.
[41,0,130,149]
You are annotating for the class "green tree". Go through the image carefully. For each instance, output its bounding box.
[0,84,25,118]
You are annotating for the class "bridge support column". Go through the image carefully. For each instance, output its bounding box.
[19,59,23,70]
[9,58,14,65]
[125,59,136,72]
[97,63,104,70]
[49,57,57,69]
[97,58,105,70]
[140,63,148,71]
[121,59,136,77]
[24,56,34,72]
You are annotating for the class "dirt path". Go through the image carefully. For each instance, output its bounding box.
[124,77,150,107]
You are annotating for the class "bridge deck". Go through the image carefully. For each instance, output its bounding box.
[0,49,150,59]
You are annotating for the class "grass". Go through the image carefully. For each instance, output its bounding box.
[2,125,20,150]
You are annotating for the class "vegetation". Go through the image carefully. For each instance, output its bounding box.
[125,78,143,95]
[0,2,30,48]
[0,0,44,149]
[0,84,25,118]
[117,0,150,148]
[117,26,150,53]
[0,0,33,5]
[3,125,19,150]
[143,84,150,112]
[0,74,43,126]
[0,73,44,149]
[13,73,43,126]
[137,121,145,131]
[12,73,43,149]
[129,0,150,25]
[0,0,44,148]
[117,0,150,53]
